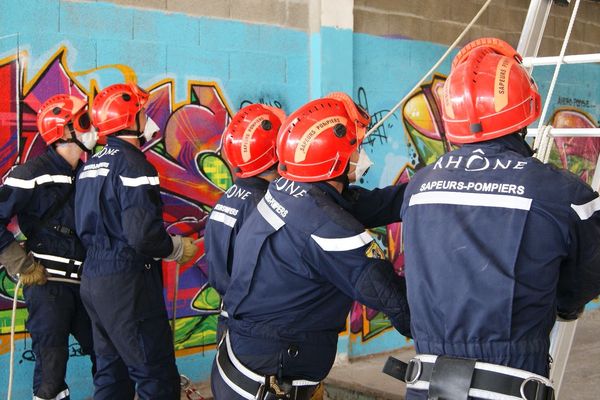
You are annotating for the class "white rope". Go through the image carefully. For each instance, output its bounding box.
[364,0,493,138]
[7,279,22,400]
[533,0,582,150]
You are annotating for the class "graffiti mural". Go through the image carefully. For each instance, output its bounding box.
[0,47,235,362]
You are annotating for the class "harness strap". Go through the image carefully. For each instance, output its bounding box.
[215,332,319,400]
[383,354,555,400]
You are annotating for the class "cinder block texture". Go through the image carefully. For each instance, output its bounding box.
[355,0,600,57]
[103,0,167,9]
[167,0,231,19]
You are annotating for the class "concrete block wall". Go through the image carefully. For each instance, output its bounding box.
[103,0,310,30]
[355,0,600,56]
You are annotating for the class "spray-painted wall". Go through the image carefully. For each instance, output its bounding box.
[1,1,599,398]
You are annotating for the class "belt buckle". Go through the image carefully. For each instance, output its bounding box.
[405,358,423,384]
[520,376,547,400]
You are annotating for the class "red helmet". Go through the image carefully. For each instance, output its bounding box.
[92,83,149,137]
[442,37,541,144]
[277,92,370,182]
[222,104,286,178]
[37,95,90,145]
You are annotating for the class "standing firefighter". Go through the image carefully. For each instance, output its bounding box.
[0,95,97,400]
[74,83,197,400]
[205,103,286,341]
[211,93,411,400]
[395,38,600,399]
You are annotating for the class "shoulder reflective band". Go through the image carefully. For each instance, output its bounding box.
[209,210,238,228]
[311,231,373,252]
[79,168,110,179]
[571,196,600,220]
[409,191,532,211]
[119,175,160,187]
[4,174,72,189]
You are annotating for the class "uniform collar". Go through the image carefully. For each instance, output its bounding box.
[313,181,354,212]
[235,176,270,191]
[461,133,533,157]
[46,146,80,173]
[106,135,142,154]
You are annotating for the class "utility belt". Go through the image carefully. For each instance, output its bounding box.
[216,332,320,400]
[32,251,83,283]
[383,354,554,400]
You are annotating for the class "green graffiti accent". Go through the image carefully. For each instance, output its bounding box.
[152,141,168,157]
[198,153,232,191]
[173,315,217,350]
[0,268,24,301]
[191,286,221,311]
[404,121,446,166]
[0,308,28,335]
[363,312,392,341]
[548,150,596,186]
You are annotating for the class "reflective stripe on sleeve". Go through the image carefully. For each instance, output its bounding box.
[409,191,532,211]
[310,231,373,252]
[79,168,110,179]
[209,210,237,228]
[119,175,160,187]
[571,196,600,221]
[4,174,72,189]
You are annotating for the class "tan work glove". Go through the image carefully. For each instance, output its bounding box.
[178,237,198,265]
[20,261,48,286]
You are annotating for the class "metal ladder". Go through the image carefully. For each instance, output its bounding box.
[517,1,600,397]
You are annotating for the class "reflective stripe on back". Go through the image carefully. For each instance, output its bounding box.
[209,210,238,228]
[79,168,110,179]
[409,191,532,211]
[257,199,285,230]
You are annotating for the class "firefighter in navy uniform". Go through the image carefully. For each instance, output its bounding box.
[205,103,286,341]
[211,93,411,400]
[396,38,600,400]
[0,95,97,400]
[74,83,197,400]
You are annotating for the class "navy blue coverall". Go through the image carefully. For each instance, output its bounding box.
[205,176,270,340]
[74,136,179,400]
[0,147,95,400]
[400,134,600,399]
[211,177,410,399]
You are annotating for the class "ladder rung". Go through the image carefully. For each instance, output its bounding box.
[527,127,600,137]
[522,53,600,67]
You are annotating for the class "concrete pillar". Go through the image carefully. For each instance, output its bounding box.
[308,0,354,99]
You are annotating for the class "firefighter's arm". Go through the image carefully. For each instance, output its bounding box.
[557,187,600,318]
[345,183,407,228]
[117,167,174,259]
[0,170,42,279]
[305,224,411,337]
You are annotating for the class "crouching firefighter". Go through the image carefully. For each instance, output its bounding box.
[386,38,600,400]
[74,83,197,400]
[205,103,286,342]
[0,94,98,400]
[210,92,412,400]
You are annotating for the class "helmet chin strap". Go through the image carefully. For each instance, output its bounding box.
[116,112,148,145]
[519,127,535,156]
[56,124,92,153]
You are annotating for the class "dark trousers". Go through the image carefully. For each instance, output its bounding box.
[24,281,96,400]
[80,264,180,400]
